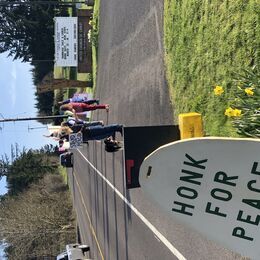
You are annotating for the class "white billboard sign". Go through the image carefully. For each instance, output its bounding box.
[54,17,78,67]
[139,137,260,259]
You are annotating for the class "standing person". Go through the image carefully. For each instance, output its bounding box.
[61,117,104,128]
[60,103,109,114]
[45,124,123,142]
[77,124,123,142]
[58,97,100,105]
[44,126,73,141]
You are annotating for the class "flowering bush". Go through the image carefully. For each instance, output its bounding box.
[87,28,98,47]
[224,107,242,117]
[87,19,98,47]
[231,66,259,138]
[214,66,259,138]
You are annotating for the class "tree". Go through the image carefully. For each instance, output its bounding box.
[0,0,68,62]
[0,174,75,260]
[0,0,70,117]
[34,91,55,118]
[0,144,20,181]
[3,146,59,195]
[0,154,9,180]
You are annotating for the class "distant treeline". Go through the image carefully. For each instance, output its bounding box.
[0,145,75,259]
[0,0,71,117]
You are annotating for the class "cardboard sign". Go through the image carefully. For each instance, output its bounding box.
[69,132,83,149]
[123,125,180,189]
[139,137,260,259]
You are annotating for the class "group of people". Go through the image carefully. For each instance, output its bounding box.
[45,94,123,153]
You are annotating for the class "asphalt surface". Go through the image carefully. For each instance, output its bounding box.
[69,146,180,260]
[68,0,247,259]
[94,0,173,126]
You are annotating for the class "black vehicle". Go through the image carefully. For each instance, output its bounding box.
[60,152,73,168]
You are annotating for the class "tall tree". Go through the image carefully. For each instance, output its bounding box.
[4,146,59,195]
[0,0,70,118]
[1,1,47,61]
[0,174,75,260]
[0,0,68,62]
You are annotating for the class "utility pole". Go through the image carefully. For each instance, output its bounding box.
[28,125,48,131]
[0,1,87,6]
[0,115,68,123]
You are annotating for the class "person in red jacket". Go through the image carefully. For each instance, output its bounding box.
[60,103,109,114]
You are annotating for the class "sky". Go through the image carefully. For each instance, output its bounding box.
[0,52,57,196]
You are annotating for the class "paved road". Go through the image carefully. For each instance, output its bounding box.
[95,0,173,126]
[68,0,246,259]
[69,146,181,260]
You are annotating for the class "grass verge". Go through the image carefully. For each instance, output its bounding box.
[59,166,68,185]
[164,0,259,136]
[91,0,100,94]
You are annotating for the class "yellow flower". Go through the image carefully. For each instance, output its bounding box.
[225,107,234,117]
[232,109,242,117]
[214,85,224,96]
[245,87,254,96]
[224,107,242,117]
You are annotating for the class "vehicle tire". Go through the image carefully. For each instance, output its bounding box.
[66,152,73,167]
[76,225,81,243]
[70,153,74,167]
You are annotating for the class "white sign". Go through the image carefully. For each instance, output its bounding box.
[54,17,78,66]
[69,132,83,149]
[139,137,260,259]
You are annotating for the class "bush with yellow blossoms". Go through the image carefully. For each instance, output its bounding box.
[214,66,259,138]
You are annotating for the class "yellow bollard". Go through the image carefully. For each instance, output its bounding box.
[178,113,204,139]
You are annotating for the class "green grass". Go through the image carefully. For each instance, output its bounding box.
[91,0,100,93]
[59,166,68,185]
[164,0,259,136]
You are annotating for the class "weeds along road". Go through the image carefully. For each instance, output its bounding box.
[68,0,246,259]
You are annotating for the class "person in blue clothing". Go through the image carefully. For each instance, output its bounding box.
[61,117,104,128]
[58,96,99,105]
[75,124,123,142]
[45,124,123,143]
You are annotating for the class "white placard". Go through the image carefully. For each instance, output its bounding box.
[54,17,78,67]
[139,137,260,259]
[69,132,83,149]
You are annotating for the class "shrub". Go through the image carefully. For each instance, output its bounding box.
[231,66,260,138]
[214,66,259,138]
